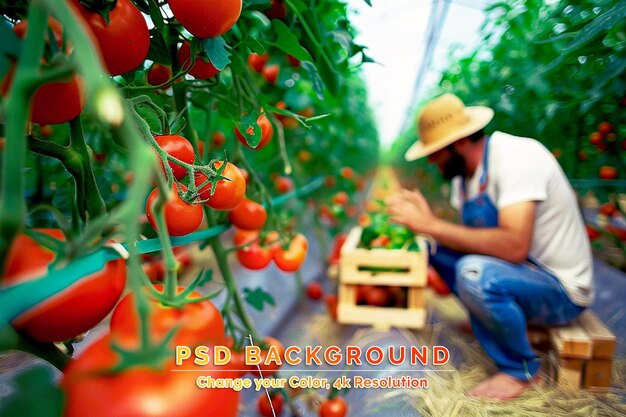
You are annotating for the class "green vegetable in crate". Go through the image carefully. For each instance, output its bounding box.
[358,212,417,250]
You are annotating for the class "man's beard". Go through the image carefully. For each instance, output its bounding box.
[441,148,466,180]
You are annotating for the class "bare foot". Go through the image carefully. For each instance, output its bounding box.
[468,373,540,400]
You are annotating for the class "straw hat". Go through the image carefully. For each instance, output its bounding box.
[405,93,494,161]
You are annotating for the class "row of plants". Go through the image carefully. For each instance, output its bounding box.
[0,0,379,415]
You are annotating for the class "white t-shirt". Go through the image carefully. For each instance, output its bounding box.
[450,131,594,306]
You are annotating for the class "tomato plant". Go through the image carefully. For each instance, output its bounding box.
[178,42,220,79]
[168,0,242,38]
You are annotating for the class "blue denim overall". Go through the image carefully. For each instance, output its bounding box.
[430,137,584,380]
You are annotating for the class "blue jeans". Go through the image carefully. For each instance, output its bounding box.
[431,245,585,380]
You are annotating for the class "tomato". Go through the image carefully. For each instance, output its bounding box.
[195,161,246,210]
[325,294,338,321]
[169,0,242,38]
[178,42,220,79]
[239,167,251,184]
[287,54,300,67]
[236,242,272,270]
[257,392,284,417]
[275,176,294,194]
[233,228,260,246]
[235,112,274,150]
[599,165,618,180]
[577,150,588,161]
[332,191,348,206]
[248,53,268,73]
[146,183,203,236]
[147,63,172,88]
[358,213,371,227]
[370,235,390,248]
[589,132,603,146]
[599,203,617,217]
[319,397,348,417]
[427,266,451,296]
[154,135,195,180]
[551,149,561,158]
[143,260,164,282]
[598,122,613,136]
[212,131,227,147]
[62,335,239,417]
[263,230,281,254]
[228,197,267,230]
[298,150,312,162]
[274,234,308,272]
[71,0,149,75]
[327,233,347,265]
[265,0,286,20]
[306,282,324,300]
[262,64,280,84]
[324,176,337,188]
[340,167,354,180]
[249,337,284,377]
[2,229,126,342]
[365,287,391,307]
[356,285,374,305]
[586,224,600,241]
[110,284,224,348]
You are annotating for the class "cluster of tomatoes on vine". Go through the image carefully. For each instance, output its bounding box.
[586,121,623,180]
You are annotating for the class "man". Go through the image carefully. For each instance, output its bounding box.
[387,93,594,400]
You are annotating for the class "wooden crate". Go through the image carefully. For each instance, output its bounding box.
[548,310,616,391]
[337,227,428,330]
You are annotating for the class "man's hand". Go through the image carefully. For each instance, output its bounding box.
[386,188,437,234]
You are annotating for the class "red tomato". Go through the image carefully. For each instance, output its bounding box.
[599,203,617,217]
[607,225,626,241]
[2,229,126,342]
[110,284,224,348]
[598,122,613,136]
[324,176,337,188]
[143,261,164,282]
[262,64,280,84]
[327,233,347,265]
[62,335,239,417]
[365,287,391,307]
[169,0,242,38]
[239,167,251,184]
[257,392,284,417]
[577,150,588,161]
[265,0,286,20]
[370,235,390,248]
[178,42,220,79]
[71,0,149,75]
[228,197,267,230]
[275,176,294,194]
[599,166,618,180]
[236,242,272,270]
[287,54,300,67]
[589,132,604,147]
[274,234,308,272]
[248,53,268,73]
[427,266,451,296]
[356,285,374,304]
[233,228,260,246]
[263,230,281,254]
[235,112,274,150]
[320,397,348,417]
[154,134,195,180]
[212,131,227,147]
[249,337,284,377]
[306,282,324,300]
[195,161,246,210]
[340,167,354,180]
[147,63,172,87]
[332,191,348,206]
[146,183,203,236]
[325,294,338,321]
[586,224,600,241]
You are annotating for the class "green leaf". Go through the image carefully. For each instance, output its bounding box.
[243,287,275,311]
[244,0,270,6]
[271,20,313,62]
[301,61,324,99]
[234,112,262,148]
[0,18,21,57]
[563,2,626,52]
[362,0,372,6]
[0,366,64,417]
[202,37,231,71]
[147,29,170,65]
[240,36,265,55]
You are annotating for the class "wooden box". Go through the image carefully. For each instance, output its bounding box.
[337,227,428,329]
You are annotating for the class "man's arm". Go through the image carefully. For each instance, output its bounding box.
[387,189,536,264]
